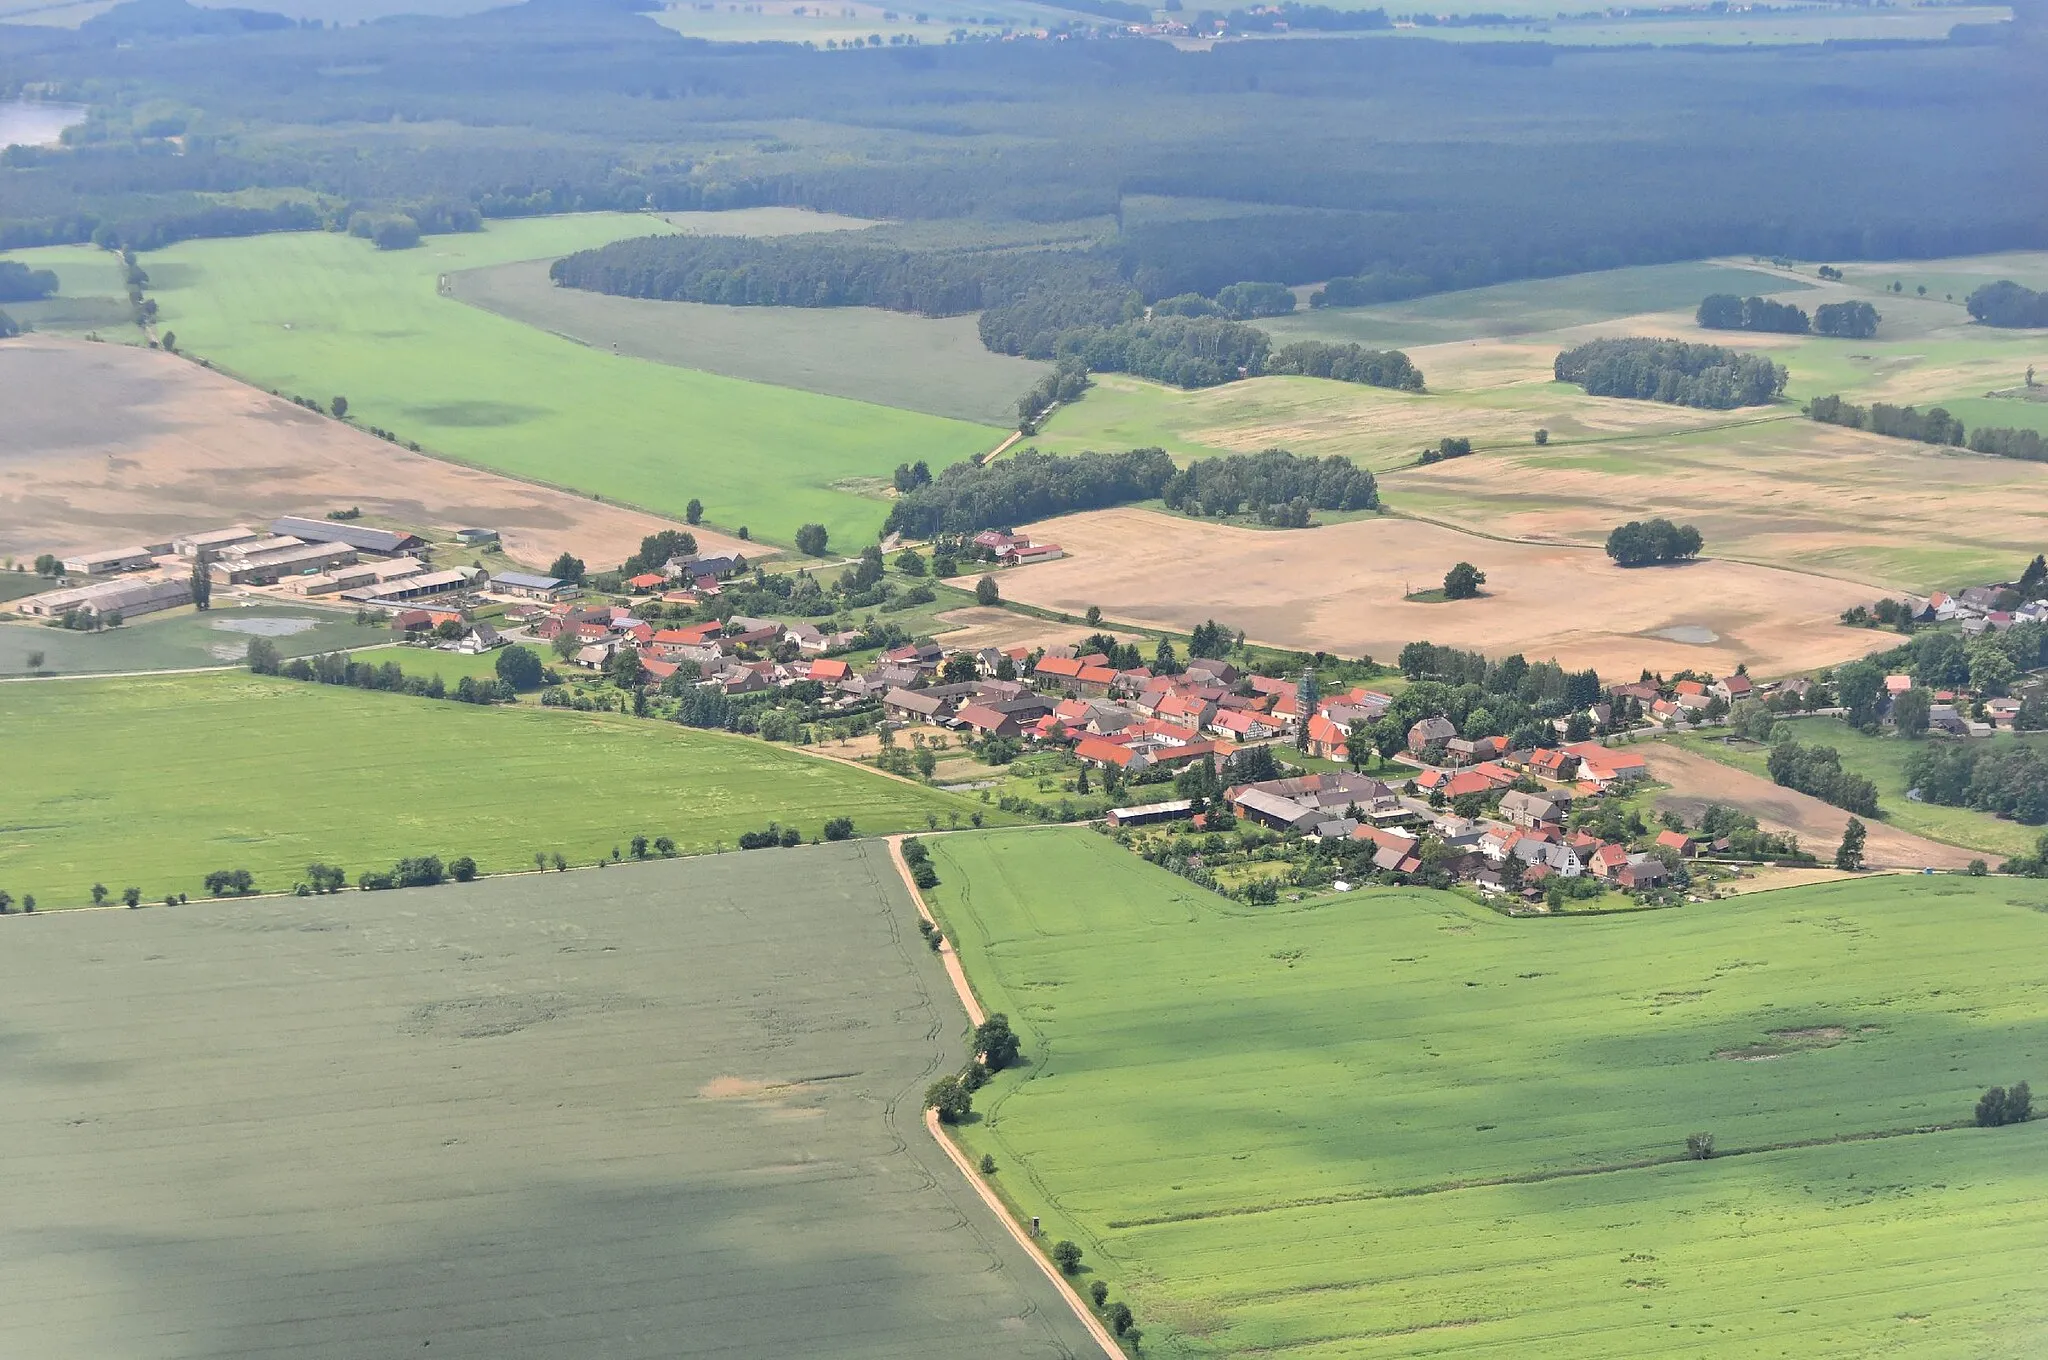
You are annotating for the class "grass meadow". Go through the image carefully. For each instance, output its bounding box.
[923,826,2048,1358]
[122,214,1004,547]
[0,670,1001,905]
[1670,721,2048,861]
[0,604,389,676]
[448,257,1046,426]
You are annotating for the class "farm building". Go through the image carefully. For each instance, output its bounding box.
[341,568,475,605]
[1104,799,1195,828]
[490,571,574,601]
[61,545,164,575]
[14,575,193,620]
[1001,543,1065,566]
[270,516,426,556]
[282,557,427,596]
[210,541,358,585]
[171,527,260,561]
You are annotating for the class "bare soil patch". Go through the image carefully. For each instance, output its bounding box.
[1004,507,1889,679]
[1643,745,1979,870]
[0,335,734,568]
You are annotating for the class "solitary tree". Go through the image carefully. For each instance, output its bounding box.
[975,575,1001,606]
[25,650,44,673]
[494,644,544,690]
[331,395,349,419]
[122,886,141,908]
[924,1075,971,1123]
[1685,1131,1716,1160]
[189,562,212,610]
[795,523,830,556]
[1442,561,1486,600]
[1834,817,1867,871]
[685,498,703,525]
[91,883,107,905]
[1051,1240,1083,1275]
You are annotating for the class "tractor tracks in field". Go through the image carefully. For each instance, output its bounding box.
[1107,1119,1977,1230]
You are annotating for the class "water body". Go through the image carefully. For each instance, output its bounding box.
[1649,624,1719,645]
[210,616,323,637]
[0,100,87,150]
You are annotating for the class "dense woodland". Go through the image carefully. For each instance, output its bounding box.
[1966,281,2048,328]
[1555,338,1787,409]
[2,0,2044,299]
[1697,294,1808,334]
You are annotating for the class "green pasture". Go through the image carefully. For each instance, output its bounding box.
[1,241,134,333]
[0,603,388,676]
[1265,261,1809,349]
[923,826,2048,1358]
[103,214,1002,547]
[448,257,1045,426]
[347,641,509,688]
[1668,722,2048,860]
[0,670,1001,905]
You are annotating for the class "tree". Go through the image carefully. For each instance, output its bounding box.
[1106,1301,1134,1335]
[91,883,108,905]
[1346,718,1372,773]
[1084,605,1102,627]
[1442,561,1485,600]
[975,575,1000,606]
[1534,428,1549,445]
[246,638,282,675]
[630,834,650,859]
[450,856,477,882]
[25,650,44,673]
[331,395,349,419]
[548,552,586,584]
[684,498,703,525]
[605,646,644,689]
[975,1013,1021,1070]
[1834,817,1866,871]
[823,816,855,841]
[122,886,141,908]
[924,1075,971,1123]
[795,522,830,556]
[495,644,543,690]
[1089,1280,1108,1307]
[1974,1082,2031,1127]
[1685,1131,1715,1160]
[896,548,927,576]
[1891,685,1930,738]
[1606,518,1704,567]
[1051,1240,1084,1275]
[203,868,256,896]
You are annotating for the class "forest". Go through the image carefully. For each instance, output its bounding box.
[1554,338,1787,409]
[1158,450,1379,523]
[1696,293,1808,334]
[881,447,1177,538]
[1905,741,2048,824]
[2,0,2044,300]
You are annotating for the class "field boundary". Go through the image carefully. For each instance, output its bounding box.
[884,834,1122,1360]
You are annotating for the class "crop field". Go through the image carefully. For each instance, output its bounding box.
[123,213,1004,547]
[450,258,1048,426]
[1035,252,2048,592]
[0,333,720,570]
[1664,722,2048,861]
[0,603,388,677]
[0,843,1103,1359]
[921,826,2048,1359]
[998,506,1886,677]
[0,671,1004,906]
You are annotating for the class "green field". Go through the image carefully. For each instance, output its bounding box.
[80,213,1005,547]
[0,603,389,676]
[0,670,1004,905]
[448,257,1047,426]
[0,843,1102,1358]
[1669,721,2048,861]
[923,826,2048,1358]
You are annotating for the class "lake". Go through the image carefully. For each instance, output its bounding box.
[0,101,87,149]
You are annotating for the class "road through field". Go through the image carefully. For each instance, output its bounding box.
[0,845,1104,1359]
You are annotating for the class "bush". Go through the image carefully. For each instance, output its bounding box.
[450,856,477,882]
[925,1075,971,1123]
[980,1153,998,1174]
[392,855,446,888]
[822,816,856,841]
[203,868,255,897]
[1976,1081,2032,1127]
[1685,1131,1716,1160]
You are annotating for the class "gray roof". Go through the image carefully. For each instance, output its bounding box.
[492,571,567,591]
[272,516,422,555]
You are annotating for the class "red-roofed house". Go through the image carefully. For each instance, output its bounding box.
[1207,709,1284,743]
[1033,655,1086,685]
[807,657,851,683]
[1075,736,1146,770]
[1655,830,1697,857]
[1591,844,1631,879]
[1304,713,1350,760]
[955,703,1022,738]
[625,572,667,593]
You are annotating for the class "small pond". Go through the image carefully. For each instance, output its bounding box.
[1649,624,1719,645]
[209,616,324,638]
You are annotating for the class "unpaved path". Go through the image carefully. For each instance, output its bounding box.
[1642,745,1980,869]
[884,834,1122,1360]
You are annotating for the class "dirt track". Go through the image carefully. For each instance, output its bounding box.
[1006,507,1890,679]
[1642,744,1980,869]
[0,335,735,569]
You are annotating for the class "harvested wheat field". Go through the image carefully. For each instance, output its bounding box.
[930,605,1147,656]
[0,335,732,569]
[0,844,1099,1360]
[1007,507,1887,677]
[1643,744,1977,869]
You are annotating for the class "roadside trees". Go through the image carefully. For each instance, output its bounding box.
[924,1075,971,1123]
[975,1013,1021,1071]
